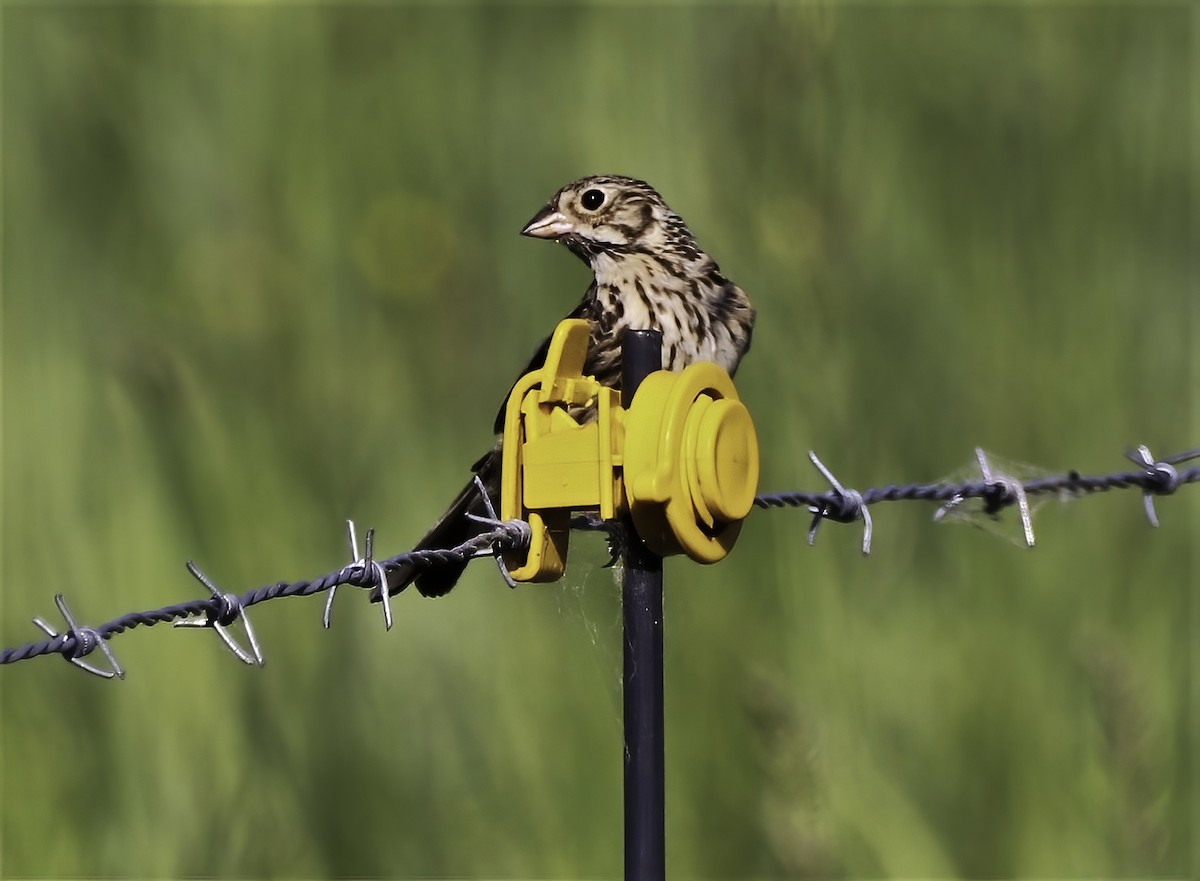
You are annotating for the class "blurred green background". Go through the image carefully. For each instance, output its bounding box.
[2,3,1195,878]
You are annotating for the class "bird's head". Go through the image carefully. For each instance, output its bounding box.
[521,175,698,265]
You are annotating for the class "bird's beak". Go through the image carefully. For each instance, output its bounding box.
[521,205,573,239]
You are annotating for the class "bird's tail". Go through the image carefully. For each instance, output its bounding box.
[383,448,502,599]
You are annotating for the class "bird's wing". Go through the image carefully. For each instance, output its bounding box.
[492,288,595,434]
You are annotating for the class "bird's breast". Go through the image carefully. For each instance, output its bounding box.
[593,270,742,375]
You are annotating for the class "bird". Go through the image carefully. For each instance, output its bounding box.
[385,175,756,598]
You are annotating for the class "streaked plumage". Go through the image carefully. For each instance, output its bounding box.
[387,175,755,598]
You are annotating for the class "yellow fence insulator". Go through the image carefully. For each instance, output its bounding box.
[500,319,759,582]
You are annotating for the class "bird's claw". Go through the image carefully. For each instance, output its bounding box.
[602,519,629,568]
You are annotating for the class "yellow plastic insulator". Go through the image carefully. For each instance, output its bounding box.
[623,363,759,562]
[499,319,758,581]
[500,320,623,582]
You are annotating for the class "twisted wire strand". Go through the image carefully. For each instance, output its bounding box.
[1,449,1194,673]
[753,465,1200,510]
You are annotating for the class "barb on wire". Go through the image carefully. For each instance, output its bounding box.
[1,444,1195,677]
[465,474,519,589]
[1125,444,1183,528]
[175,562,265,666]
[805,451,873,556]
[934,448,1035,547]
[32,594,125,680]
[325,521,392,631]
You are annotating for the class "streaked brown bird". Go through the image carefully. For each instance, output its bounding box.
[387,175,756,597]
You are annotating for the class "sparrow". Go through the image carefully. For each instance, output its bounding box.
[386,175,756,598]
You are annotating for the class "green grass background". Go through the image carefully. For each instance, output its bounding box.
[1,3,1196,878]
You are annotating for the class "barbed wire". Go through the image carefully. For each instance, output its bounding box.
[2,444,1194,679]
[756,444,1200,555]
[1,518,531,677]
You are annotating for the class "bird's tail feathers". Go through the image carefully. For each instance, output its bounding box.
[382,449,502,599]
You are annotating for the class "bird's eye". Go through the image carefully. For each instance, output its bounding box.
[580,189,606,211]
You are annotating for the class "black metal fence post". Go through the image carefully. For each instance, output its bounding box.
[621,330,666,881]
